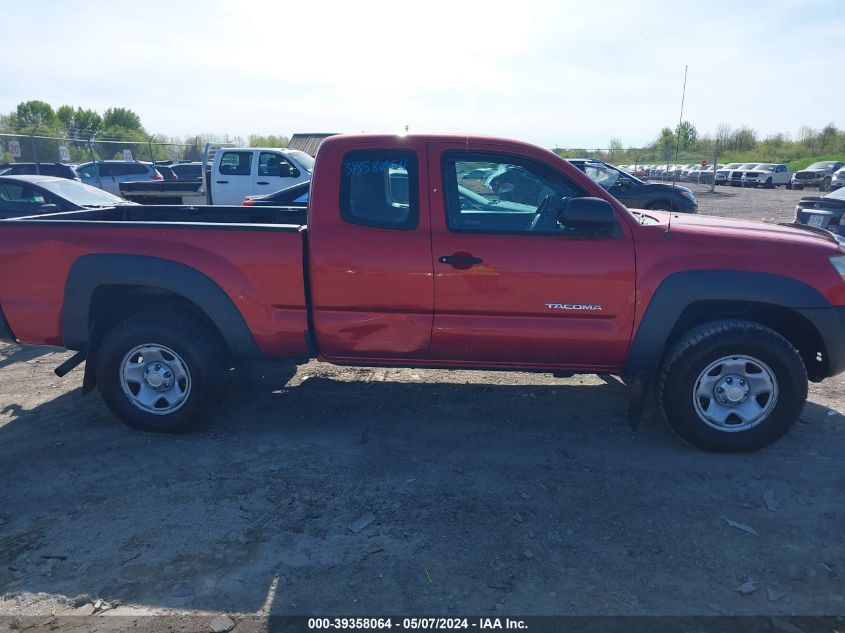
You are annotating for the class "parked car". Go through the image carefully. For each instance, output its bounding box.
[741,164,792,188]
[169,162,204,181]
[728,163,762,187]
[0,174,132,218]
[832,167,845,191]
[0,162,80,180]
[715,163,742,185]
[697,164,725,185]
[4,133,845,453]
[77,160,163,196]
[243,180,311,207]
[794,186,845,233]
[156,165,178,181]
[569,159,697,212]
[791,161,845,191]
[119,147,314,205]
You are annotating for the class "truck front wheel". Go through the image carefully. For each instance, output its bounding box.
[656,320,807,452]
[95,311,226,433]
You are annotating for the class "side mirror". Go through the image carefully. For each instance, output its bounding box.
[557,197,617,235]
[619,177,633,188]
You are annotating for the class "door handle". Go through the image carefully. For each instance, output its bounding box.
[216,180,229,184]
[257,181,270,185]
[439,254,484,268]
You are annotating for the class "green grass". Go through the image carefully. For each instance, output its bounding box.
[785,155,845,172]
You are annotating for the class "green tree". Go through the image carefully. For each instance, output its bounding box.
[57,105,103,138]
[102,107,144,132]
[248,134,290,148]
[675,121,697,150]
[10,100,58,132]
[656,126,675,159]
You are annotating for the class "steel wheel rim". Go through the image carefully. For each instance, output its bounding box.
[120,344,192,415]
[692,354,778,432]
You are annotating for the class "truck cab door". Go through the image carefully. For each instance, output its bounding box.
[428,142,636,370]
[214,150,255,205]
[308,140,434,360]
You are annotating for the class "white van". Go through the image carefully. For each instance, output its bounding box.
[210,148,313,205]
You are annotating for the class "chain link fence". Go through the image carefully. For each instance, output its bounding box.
[0,132,205,171]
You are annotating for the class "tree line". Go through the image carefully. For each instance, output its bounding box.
[0,100,290,163]
[557,120,845,171]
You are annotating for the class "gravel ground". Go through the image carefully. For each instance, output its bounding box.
[1,186,843,630]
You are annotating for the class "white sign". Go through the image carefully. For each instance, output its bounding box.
[58,145,70,162]
[123,149,133,161]
[170,149,179,164]
[7,140,21,158]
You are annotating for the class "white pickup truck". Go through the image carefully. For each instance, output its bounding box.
[741,163,792,188]
[119,145,314,205]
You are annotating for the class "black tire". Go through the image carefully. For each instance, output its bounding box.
[764,178,773,189]
[647,200,672,211]
[95,311,227,433]
[795,184,803,190]
[821,178,831,192]
[786,183,793,190]
[656,320,807,452]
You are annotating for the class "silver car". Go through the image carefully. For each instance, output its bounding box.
[77,160,163,196]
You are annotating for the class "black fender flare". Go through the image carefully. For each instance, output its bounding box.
[623,269,829,379]
[62,254,261,359]
[621,269,832,430]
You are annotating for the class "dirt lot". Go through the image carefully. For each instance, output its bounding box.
[1,185,844,627]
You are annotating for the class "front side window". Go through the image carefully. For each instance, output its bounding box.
[219,151,252,176]
[444,152,585,234]
[340,150,418,230]
[258,152,294,177]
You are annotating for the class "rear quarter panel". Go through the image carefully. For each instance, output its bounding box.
[0,224,309,356]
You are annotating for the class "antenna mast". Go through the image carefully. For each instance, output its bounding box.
[667,65,688,236]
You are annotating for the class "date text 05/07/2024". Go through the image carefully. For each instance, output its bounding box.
[307,617,528,630]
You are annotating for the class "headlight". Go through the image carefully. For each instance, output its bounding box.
[830,255,845,280]
[679,189,696,202]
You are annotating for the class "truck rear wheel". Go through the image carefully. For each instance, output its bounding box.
[656,320,807,452]
[95,311,226,433]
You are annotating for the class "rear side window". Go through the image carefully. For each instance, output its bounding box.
[111,163,149,176]
[219,151,252,176]
[340,150,418,230]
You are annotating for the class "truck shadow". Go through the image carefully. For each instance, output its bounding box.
[0,363,841,616]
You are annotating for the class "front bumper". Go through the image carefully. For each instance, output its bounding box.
[798,306,845,378]
[0,305,16,344]
[792,178,823,187]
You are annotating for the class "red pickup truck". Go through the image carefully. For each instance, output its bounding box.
[2,133,845,452]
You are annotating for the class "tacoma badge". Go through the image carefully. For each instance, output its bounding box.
[545,303,603,311]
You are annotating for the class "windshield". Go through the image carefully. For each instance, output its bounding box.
[738,163,760,170]
[38,179,127,206]
[754,164,776,171]
[808,162,837,170]
[825,187,845,201]
[287,150,315,173]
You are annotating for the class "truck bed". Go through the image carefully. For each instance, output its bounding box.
[0,206,310,357]
[4,204,308,227]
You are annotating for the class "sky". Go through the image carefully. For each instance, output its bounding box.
[3,0,843,149]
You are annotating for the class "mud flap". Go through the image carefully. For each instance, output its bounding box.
[82,358,96,395]
[626,375,646,431]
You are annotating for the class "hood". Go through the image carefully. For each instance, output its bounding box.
[797,168,829,174]
[635,209,842,250]
[640,182,694,195]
